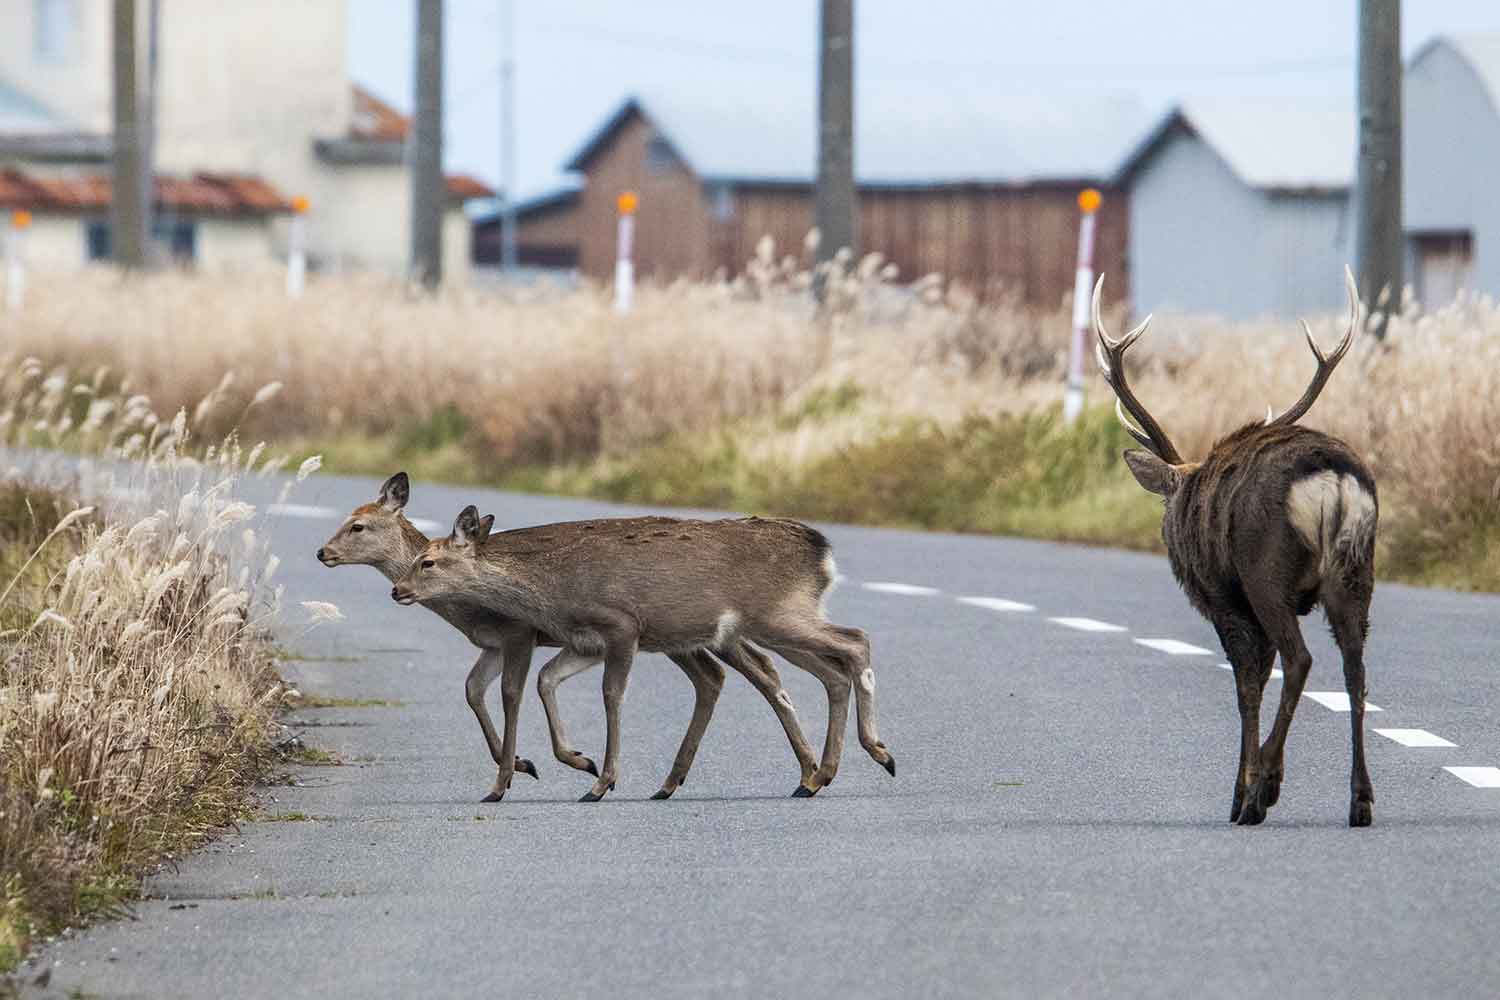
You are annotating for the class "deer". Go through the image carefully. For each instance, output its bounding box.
[392,505,895,802]
[1093,269,1377,827]
[317,473,822,801]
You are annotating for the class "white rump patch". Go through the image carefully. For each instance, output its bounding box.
[1286,471,1376,571]
[713,611,740,647]
[859,668,875,692]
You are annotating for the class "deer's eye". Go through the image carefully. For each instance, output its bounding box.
[421,559,435,569]
[350,523,364,533]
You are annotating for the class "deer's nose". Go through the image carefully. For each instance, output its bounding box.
[391,586,401,600]
[316,547,326,561]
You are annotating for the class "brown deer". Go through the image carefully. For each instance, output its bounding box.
[1093,270,1377,827]
[317,473,821,801]
[392,507,894,802]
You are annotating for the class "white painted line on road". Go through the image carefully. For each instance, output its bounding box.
[1374,728,1456,748]
[863,582,941,596]
[1218,662,1284,679]
[1444,766,1500,788]
[409,517,442,533]
[957,596,1035,613]
[1135,638,1214,656]
[1048,617,1126,633]
[1303,691,1383,713]
[268,503,341,520]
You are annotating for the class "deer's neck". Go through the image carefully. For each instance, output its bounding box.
[372,518,432,582]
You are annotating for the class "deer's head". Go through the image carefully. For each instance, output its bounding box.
[1091,269,1358,504]
[317,472,418,569]
[392,504,494,605]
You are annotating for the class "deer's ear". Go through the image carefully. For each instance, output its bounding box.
[378,471,410,511]
[478,514,495,539]
[1122,449,1179,496]
[451,505,483,547]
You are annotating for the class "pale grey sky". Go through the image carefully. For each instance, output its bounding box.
[347,1,1500,202]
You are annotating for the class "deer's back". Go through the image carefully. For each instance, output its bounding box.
[1166,423,1376,619]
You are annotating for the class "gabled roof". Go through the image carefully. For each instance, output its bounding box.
[1412,34,1500,118]
[351,84,411,141]
[1119,98,1355,192]
[0,169,294,215]
[566,87,1164,187]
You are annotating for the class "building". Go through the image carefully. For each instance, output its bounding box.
[0,1,488,277]
[482,89,1159,306]
[473,184,582,271]
[1119,98,1355,319]
[1405,35,1500,305]
[1123,33,1500,318]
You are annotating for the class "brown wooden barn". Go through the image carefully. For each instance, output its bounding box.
[479,92,1161,306]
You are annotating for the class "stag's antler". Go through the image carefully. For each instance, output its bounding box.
[1265,268,1360,427]
[1092,275,1183,465]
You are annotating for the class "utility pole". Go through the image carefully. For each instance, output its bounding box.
[1355,0,1402,337]
[410,0,445,289]
[498,0,518,272]
[111,0,149,269]
[813,0,855,301]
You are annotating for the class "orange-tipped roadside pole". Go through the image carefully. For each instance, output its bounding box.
[614,190,638,315]
[5,209,30,313]
[1063,188,1102,423]
[286,195,310,298]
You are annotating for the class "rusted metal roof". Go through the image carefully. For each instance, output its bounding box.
[351,85,410,141]
[0,168,293,214]
[444,174,494,199]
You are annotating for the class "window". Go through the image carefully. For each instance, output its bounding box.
[34,0,77,65]
[85,217,199,265]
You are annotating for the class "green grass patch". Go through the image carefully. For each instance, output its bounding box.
[260,811,332,823]
[292,695,401,710]
[287,747,341,767]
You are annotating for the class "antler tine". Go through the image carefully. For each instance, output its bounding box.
[1266,270,1361,428]
[1090,274,1183,464]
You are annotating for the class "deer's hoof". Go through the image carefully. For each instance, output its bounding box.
[1349,800,1373,828]
[1261,775,1282,808]
[791,784,818,798]
[1236,797,1267,826]
[650,789,673,800]
[579,789,604,803]
[582,757,599,778]
[880,754,896,778]
[515,758,538,780]
[480,791,503,803]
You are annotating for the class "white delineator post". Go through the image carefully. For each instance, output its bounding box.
[5,210,29,313]
[614,190,637,315]
[286,195,309,298]
[1063,188,1102,424]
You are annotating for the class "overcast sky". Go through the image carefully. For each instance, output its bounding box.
[348,1,1500,202]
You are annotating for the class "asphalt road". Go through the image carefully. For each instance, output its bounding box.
[30,470,1500,999]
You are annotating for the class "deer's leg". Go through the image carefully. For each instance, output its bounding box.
[714,641,819,788]
[652,650,726,800]
[479,629,539,802]
[826,624,894,776]
[581,630,638,802]
[1243,589,1315,826]
[1324,576,1375,827]
[765,644,851,797]
[537,649,602,778]
[1213,613,1274,824]
[464,648,535,801]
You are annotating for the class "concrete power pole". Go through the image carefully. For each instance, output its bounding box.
[814,0,855,301]
[1355,0,1402,337]
[498,0,518,272]
[111,0,149,269]
[411,0,445,289]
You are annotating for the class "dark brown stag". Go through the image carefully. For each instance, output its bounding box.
[1093,270,1377,827]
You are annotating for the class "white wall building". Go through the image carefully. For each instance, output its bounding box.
[0,0,486,278]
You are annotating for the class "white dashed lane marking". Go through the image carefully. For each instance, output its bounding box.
[1135,638,1214,656]
[1048,617,1127,633]
[1218,662,1284,680]
[268,503,341,519]
[1444,766,1500,788]
[862,582,941,596]
[1303,691,1383,713]
[409,518,442,533]
[1374,728,1457,748]
[957,596,1036,613]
